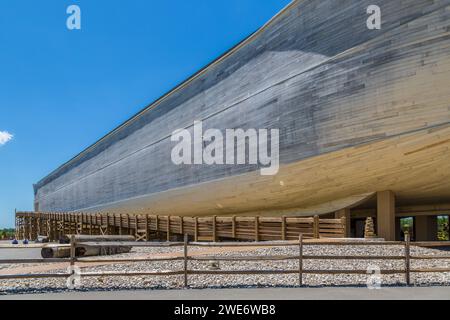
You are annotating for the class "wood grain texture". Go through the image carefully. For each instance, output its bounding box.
[33,0,450,216]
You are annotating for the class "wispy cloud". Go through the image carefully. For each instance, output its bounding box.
[0,131,13,146]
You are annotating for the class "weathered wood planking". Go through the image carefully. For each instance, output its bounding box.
[33,0,450,216]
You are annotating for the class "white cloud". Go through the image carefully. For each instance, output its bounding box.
[0,131,13,146]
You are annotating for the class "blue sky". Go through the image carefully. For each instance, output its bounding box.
[0,0,291,228]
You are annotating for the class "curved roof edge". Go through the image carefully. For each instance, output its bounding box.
[35,0,298,190]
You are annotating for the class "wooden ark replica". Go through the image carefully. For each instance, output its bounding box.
[28,0,450,241]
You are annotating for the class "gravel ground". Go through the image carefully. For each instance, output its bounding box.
[1,245,450,295]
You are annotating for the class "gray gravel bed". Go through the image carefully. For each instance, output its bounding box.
[1,245,449,295]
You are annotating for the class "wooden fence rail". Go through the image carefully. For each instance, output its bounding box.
[1,235,450,287]
[15,211,346,242]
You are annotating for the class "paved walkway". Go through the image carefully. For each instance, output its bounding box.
[2,286,450,300]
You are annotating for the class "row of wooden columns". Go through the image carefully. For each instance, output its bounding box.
[334,190,444,241]
[15,212,346,242]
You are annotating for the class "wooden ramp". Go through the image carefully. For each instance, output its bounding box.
[15,212,346,242]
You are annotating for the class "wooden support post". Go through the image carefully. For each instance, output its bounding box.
[180,216,184,236]
[377,190,396,241]
[183,233,188,288]
[405,231,411,286]
[212,216,217,242]
[106,214,110,235]
[232,216,236,239]
[127,214,131,236]
[313,215,320,239]
[145,215,149,241]
[282,216,286,241]
[299,234,303,286]
[156,215,159,238]
[194,217,199,242]
[89,215,93,235]
[167,216,171,242]
[119,214,123,235]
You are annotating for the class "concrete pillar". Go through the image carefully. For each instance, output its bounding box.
[415,215,438,241]
[377,190,396,241]
[335,208,351,237]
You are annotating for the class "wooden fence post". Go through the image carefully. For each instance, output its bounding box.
[232,216,236,239]
[282,216,286,241]
[405,231,411,286]
[299,234,303,286]
[184,233,188,288]
[180,216,184,236]
[313,215,320,239]
[70,234,76,267]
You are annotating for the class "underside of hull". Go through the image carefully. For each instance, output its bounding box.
[34,0,450,216]
[79,124,450,216]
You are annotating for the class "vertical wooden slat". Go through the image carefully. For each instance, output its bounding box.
[89,214,93,235]
[180,216,184,236]
[194,217,199,242]
[156,215,159,238]
[313,215,320,239]
[136,215,140,238]
[255,216,259,242]
[282,216,286,241]
[341,216,347,238]
[145,215,149,241]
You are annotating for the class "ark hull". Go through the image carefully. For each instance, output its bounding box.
[34,0,450,216]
